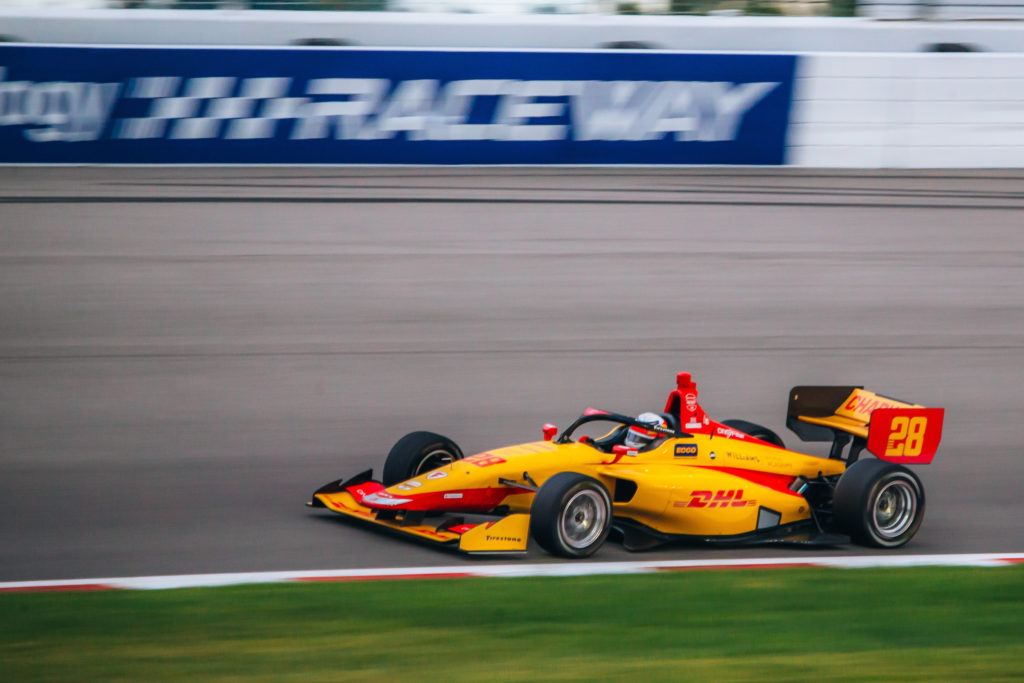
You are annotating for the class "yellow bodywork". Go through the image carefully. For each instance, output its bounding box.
[457,515,531,553]
[314,489,465,546]
[314,434,847,553]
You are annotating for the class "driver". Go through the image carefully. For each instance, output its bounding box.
[623,412,669,451]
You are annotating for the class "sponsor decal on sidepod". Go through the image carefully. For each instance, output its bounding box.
[675,443,699,457]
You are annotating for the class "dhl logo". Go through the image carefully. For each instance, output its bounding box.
[681,489,756,508]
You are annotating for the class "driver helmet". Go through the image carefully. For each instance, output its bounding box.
[624,412,668,449]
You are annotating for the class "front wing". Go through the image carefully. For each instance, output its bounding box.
[310,488,530,555]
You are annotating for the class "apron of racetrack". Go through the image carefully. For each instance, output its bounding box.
[1,167,1021,582]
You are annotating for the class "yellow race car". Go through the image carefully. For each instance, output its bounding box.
[308,372,944,558]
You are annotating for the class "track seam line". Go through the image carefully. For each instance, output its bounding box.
[3,344,1023,362]
[1,197,1021,211]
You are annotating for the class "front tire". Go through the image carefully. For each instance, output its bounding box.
[530,472,612,558]
[833,458,925,548]
[382,431,464,486]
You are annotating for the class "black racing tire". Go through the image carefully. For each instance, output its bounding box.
[381,431,464,486]
[530,472,612,559]
[833,458,925,548]
[720,419,786,449]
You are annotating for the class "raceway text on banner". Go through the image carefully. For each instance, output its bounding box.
[0,46,797,164]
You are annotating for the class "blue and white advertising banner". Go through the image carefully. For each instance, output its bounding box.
[0,45,796,165]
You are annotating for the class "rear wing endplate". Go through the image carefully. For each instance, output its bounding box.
[866,408,944,464]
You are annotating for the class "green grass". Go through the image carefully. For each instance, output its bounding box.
[2,567,1023,681]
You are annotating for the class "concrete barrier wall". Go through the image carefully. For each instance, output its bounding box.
[862,0,1024,20]
[2,10,1024,53]
[790,54,1024,167]
[2,42,1022,167]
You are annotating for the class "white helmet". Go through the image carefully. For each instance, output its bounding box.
[624,412,667,449]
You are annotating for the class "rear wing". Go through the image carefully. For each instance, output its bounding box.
[787,386,944,464]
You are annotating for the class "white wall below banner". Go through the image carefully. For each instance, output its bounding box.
[789,54,1024,168]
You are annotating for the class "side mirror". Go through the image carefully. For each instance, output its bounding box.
[542,424,558,442]
[612,445,638,457]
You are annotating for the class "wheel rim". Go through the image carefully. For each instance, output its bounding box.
[560,490,607,549]
[413,449,456,476]
[872,480,917,539]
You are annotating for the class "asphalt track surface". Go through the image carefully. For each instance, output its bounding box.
[2,167,1023,582]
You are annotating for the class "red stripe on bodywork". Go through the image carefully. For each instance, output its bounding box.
[350,484,532,512]
[695,466,801,497]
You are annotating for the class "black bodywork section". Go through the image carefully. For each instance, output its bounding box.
[611,517,848,551]
[786,386,875,462]
[786,386,861,442]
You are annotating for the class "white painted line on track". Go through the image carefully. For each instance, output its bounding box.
[2,553,1022,593]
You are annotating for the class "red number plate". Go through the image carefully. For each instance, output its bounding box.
[867,408,944,464]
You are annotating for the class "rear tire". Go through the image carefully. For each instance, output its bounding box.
[833,458,925,548]
[720,419,786,449]
[382,431,464,486]
[530,473,612,559]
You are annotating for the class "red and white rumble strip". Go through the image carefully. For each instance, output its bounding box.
[3,553,1022,593]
